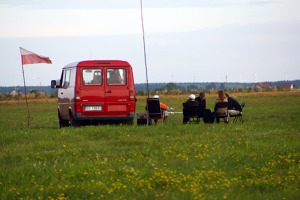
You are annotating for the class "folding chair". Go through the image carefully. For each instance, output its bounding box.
[182,103,200,124]
[214,102,229,123]
[146,98,163,125]
[230,102,245,123]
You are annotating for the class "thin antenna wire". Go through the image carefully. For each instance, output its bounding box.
[140,0,150,97]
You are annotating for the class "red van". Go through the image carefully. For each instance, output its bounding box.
[51,60,136,127]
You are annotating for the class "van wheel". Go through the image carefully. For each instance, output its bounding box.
[70,112,81,127]
[58,111,69,128]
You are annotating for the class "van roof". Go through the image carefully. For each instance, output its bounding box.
[63,60,130,69]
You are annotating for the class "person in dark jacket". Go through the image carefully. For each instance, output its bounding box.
[195,92,206,110]
[225,93,242,115]
[195,92,213,123]
[182,94,199,124]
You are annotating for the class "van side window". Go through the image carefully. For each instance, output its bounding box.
[82,69,103,85]
[107,69,126,85]
[62,69,71,88]
[69,69,76,87]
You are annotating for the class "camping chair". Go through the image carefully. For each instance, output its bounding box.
[182,103,201,124]
[146,98,163,125]
[230,102,245,123]
[214,101,229,123]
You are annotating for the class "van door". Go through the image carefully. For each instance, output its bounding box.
[105,68,130,116]
[58,68,74,120]
[78,68,105,116]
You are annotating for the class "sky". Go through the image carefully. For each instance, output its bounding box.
[0,0,300,86]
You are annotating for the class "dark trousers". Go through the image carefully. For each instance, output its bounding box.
[182,109,190,124]
[183,109,213,124]
[199,109,214,123]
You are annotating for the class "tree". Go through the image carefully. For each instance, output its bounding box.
[187,84,198,90]
[219,83,226,90]
[163,83,179,90]
[206,83,216,90]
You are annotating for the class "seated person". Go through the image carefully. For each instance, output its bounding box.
[109,69,122,84]
[146,95,169,124]
[91,71,102,84]
[182,94,199,124]
[225,93,242,115]
[195,92,206,110]
[213,90,229,123]
[195,92,213,123]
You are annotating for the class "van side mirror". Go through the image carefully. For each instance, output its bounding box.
[51,80,57,88]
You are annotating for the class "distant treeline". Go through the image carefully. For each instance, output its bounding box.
[1,80,299,95]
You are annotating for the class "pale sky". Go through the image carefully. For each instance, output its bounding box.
[0,0,299,86]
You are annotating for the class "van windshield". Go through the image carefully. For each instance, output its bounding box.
[82,69,102,85]
[107,68,126,85]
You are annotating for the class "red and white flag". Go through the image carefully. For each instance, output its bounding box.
[20,47,52,65]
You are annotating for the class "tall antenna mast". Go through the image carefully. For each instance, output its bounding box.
[284,71,288,81]
[140,0,150,97]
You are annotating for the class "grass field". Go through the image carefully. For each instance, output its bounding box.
[0,91,300,199]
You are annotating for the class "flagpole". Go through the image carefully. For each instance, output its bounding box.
[21,64,30,126]
[20,49,31,127]
[140,0,150,97]
[19,47,52,127]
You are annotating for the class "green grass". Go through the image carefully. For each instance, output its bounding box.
[0,93,300,199]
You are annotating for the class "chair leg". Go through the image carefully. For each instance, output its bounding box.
[147,118,151,125]
[162,113,166,124]
[233,116,238,123]
[224,117,229,123]
[232,115,243,123]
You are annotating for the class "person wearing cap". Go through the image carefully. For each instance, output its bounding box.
[146,95,169,124]
[152,95,168,111]
[182,94,199,124]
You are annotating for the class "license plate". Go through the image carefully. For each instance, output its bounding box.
[84,105,102,111]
